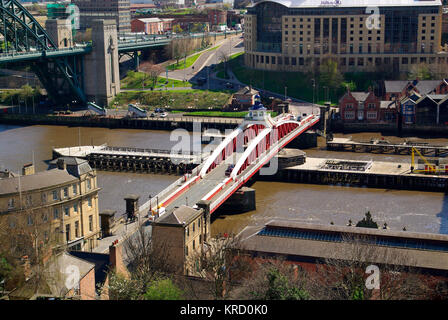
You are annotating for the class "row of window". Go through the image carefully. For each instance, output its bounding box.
[186,217,202,237]
[7,179,93,210]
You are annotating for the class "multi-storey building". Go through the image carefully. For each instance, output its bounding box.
[151,205,210,275]
[0,157,101,253]
[244,0,448,73]
[72,0,131,33]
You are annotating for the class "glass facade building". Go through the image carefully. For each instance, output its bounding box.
[244,0,446,73]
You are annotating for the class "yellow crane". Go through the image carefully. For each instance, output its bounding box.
[411,147,446,174]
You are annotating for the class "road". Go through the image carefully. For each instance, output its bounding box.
[167,35,245,91]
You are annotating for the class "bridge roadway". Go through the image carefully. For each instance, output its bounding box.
[0,30,242,63]
[142,113,321,216]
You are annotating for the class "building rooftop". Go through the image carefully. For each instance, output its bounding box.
[384,80,446,95]
[155,205,202,226]
[350,92,370,102]
[235,86,259,96]
[239,219,448,272]
[251,0,441,8]
[0,167,79,196]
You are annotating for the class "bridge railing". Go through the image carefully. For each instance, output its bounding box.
[103,146,201,156]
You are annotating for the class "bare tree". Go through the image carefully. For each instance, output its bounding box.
[306,234,433,300]
[238,257,310,300]
[186,234,250,300]
[139,62,163,89]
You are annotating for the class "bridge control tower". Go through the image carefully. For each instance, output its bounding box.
[243,96,275,128]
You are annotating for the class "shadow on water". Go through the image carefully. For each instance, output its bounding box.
[437,192,448,234]
[0,124,28,133]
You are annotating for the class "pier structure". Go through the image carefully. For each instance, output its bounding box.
[327,137,448,157]
[52,145,208,174]
[265,157,448,192]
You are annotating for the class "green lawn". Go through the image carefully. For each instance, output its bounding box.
[121,72,191,89]
[111,90,231,109]
[167,45,219,71]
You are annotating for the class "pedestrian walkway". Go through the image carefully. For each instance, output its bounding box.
[93,211,149,253]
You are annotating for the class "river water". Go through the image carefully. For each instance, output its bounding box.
[1,124,447,236]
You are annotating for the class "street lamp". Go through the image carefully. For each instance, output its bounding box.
[148,194,152,217]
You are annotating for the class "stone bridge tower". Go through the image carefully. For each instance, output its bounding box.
[45,19,73,48]
[84,19,120,107]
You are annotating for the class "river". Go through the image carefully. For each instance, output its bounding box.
[1,124,447,236]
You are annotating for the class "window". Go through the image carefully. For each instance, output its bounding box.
[344,111,355,119]
[89,215,93,232]
[185,245,188,256]
[73,184,77,195]
[53,190,58,201]
[42,212,48,222]
[64,207,70,217]
[73,203,78,213]
[7,198,14,209]
[63,187,68,198]
[193,240,195,250]
[87,179,91,190]
[193,222,195,232]
[198,218,201,228]
[41,193,47,204]
[27,215,33,226]
[75,221,79,238]
[26,195,32,207]
[88,197,92,208]
[54,208,60,219]
[345,104,353,110]
[367,111,378,119]
[66,224,70,242]
[187,226,189,237]
[368,103,376,109]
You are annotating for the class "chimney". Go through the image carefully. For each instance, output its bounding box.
[56,158,66,170]
[109,240,129,278]
[22,163,35,176]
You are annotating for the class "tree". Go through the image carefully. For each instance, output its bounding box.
[356,211,379,229]
[144,278,184,300]
[408,63,434,80]
[187,234,250,299]
[306,234,432,300]
[139,62,163,89]
[172,24,183,34]
[319,58,344,94]
[241,259,310,300]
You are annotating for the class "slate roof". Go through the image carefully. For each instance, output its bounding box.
[350,92,370,102]
[238,219,448,272]
[0,168,78,196]
[385,80,445,95]
[155,205,202,226]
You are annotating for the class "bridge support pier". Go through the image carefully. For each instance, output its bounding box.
[220,187,256,213]
[84,19,120,107]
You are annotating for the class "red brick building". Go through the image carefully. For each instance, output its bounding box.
[131,17,173,34]
[338,90,380,123]
[207,9,227,27]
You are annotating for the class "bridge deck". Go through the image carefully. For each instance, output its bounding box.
[53,145,206,163]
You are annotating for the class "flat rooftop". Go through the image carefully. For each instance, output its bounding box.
[286,157,448,178]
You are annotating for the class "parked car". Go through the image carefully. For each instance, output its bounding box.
[225,82,234,89]
[160,112,168,118]
[150,112,156,117]
[225,164,235,176]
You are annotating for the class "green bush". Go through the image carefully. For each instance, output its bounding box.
[143,278,183,300]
